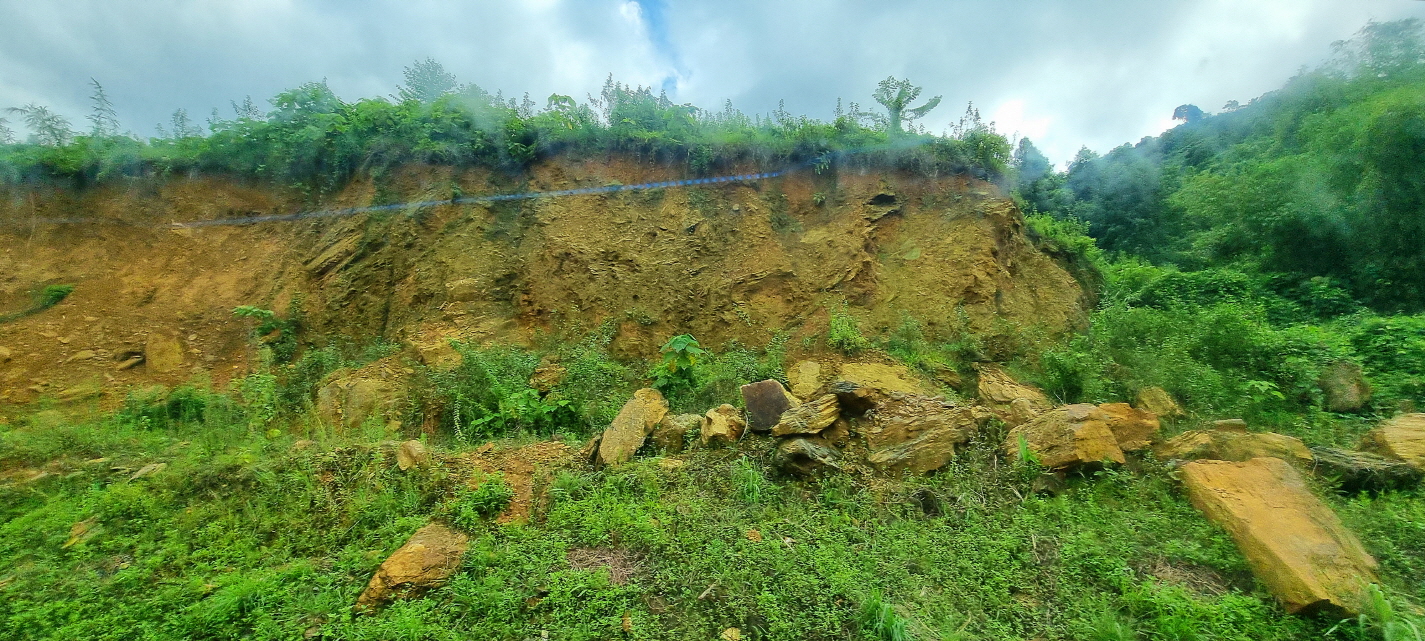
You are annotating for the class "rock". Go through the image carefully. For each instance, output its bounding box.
[1153,428,1312,464]
[129,462,166,480]
[787,360,823,398]
[772,394,839,437]
[1097,402,1160,451]
[291,439,317,451]
[1309,447,1422,493]
[355,523,470,611]
[66,350,96,363]
[1179,458,1378,616]
[740,380,798,432]
[701,404,746,446]
[596,388,669,466]
[1004,404,1125,469]
[777,438,842,476]
[144,333,184,373]
[528,362,567,393]
[445,278,482,302]
[1319,361,1371,412]
[1214,418,1249,430]
[864,396,980,474]
[116,356,143,370]
[975,363,1051,420]
[1135,386,1184,418]
[318,377,401,432]
[1007,398,1040,427]
[396,440,429,471]
[839,362,928,396]
[56,382,103,402]
[652,414,703,454]
[1359,414,1425,470]
[0,346,11,362]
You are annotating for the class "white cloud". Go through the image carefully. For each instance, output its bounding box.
[0,0,1421,159]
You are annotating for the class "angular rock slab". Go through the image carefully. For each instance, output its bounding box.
[1154,428,1312,464]
[596,388,668,466]
[777,438,842,476]
[1309,446,1422,493]
[1359,414,1425,470]
[356,523,470,611]
[1004,404,1124,469]
[865,396,980,474]
[975,363,1051,424]
[1180,458,1378,616]
[787,360,824,399]
[740,380,798,432]
[652,413,704,454]
[772,394,839,436]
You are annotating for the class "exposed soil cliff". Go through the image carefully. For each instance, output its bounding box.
[0,159,1088,413]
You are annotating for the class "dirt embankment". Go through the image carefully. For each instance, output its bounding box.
[0,159,1088,414]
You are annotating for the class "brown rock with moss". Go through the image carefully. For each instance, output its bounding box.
[652,413,703,454]
[596,388,668,466]
[1318,361,1371,413]
[1359,414,1425,470]
[1004,404,1125,469]
[740,380,798,432]
[1134,386,1184,418]
[356,523,470,611]
[1179,458,1378,616]
[772,394,839,437]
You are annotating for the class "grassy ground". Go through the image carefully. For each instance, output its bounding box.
[2,390,1421,641]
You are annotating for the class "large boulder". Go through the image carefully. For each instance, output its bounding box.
[772,394,839,437]
[975,363,1051,425]
[1179,458,1378,616]
[596,388,668,466]
[1004,404,1125,469]
[1318,361,1371,413]
[865,396,981,475]
[356,523,470,611]
[1309,446,1422,493]
[652,413,703,454]
[1359,414,1425,470]
[1154,427,1312,464]
[740,380,799,432]
[1135,386,1184,418]
[701,404,746,446]
[1097,403,1160,451]
[839,362,928,396]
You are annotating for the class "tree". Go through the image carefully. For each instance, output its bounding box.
[872,76,941,134]
[0,117,13,144]
[397,58,458,103]
[1172,104,1205,123]
[87,78,120,137]
[1330,18,1425,77]
[167,108,201,139]
[231,96,264,121]
[5,103,73,146]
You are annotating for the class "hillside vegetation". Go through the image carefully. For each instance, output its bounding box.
[0,19,1423,641]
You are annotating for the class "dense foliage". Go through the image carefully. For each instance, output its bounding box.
[0,70,1010,196]
[1015,19,1425,312]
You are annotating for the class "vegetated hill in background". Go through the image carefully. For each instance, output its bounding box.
[0,157,1086,413]
[1014,19,1425,312]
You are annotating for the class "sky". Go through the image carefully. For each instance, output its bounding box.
[2,0,1423,164]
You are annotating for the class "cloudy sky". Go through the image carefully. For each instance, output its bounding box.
[3,0,1423,164]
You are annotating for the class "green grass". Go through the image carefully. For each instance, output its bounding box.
[4,387,1421,640]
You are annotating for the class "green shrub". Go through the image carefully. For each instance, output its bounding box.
[451,474,515,530]
[0,283,74,323]
[858,591,913,641]
[828,304,871,355]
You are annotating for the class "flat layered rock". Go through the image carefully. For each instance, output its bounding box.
[596,388,668,466]
[1154,427,1312,464]
[1359,414,1425,470]
[1004,404,1124,469]
[975,363,1051,425]
[1180,458,1378,616]
[1097,402,1160,451]
[1309,446,1422,493]
[1135,386,1184,418]
[772,394,839,437]
[356,523,470,611]
[777,438,842,476]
